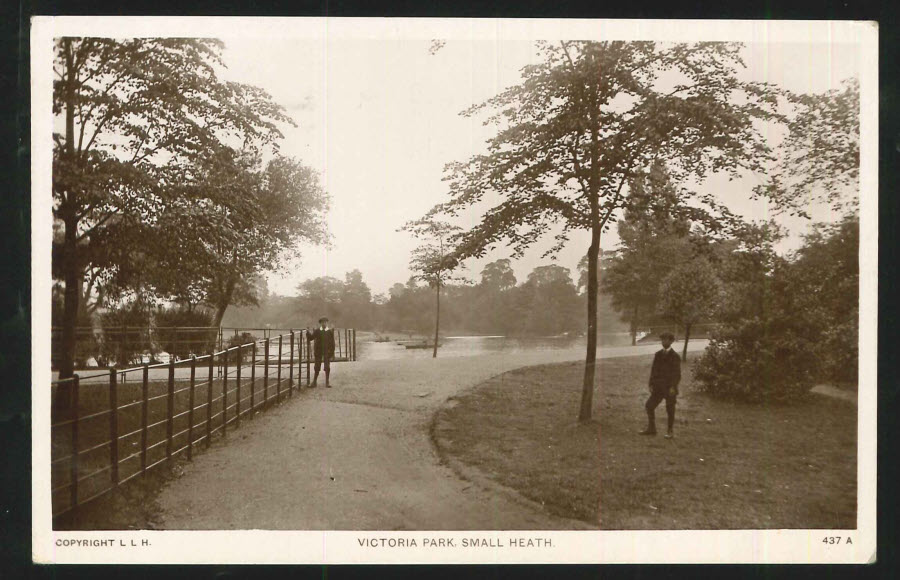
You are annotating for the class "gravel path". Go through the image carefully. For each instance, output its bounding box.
[155,342,706,530]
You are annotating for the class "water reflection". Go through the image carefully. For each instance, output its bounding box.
[355,333,635,361]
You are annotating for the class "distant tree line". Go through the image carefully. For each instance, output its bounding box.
[221,262,629,338]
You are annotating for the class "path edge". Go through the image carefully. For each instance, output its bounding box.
[428,364,598,531]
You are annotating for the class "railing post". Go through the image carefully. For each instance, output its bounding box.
[166,358,175,463]
[250,341,257,411]
[289,331,295,396]
[217,328,224,378]
[70,374,80,510]
[222,347,228,435]
[140,363,149,476]
[121,324,128,368]
[188,356,196,460]
[108,368,119,488]
[206,352,214,448]
[352,329,356,361]
[263,338,270,406]
[235,345,242,427]
[305,330,311,387]
[276,334,283,401]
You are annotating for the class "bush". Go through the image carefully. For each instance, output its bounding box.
[820,314,858,385]
[227,332,257,363]
[154,307,216,359]
[693,318,819,403]
[98,303,153,366]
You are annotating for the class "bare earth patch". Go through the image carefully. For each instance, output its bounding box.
[433,355,857,530]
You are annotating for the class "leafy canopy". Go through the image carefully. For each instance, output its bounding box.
[434,41,780,259]
[53,37,297,302]
[400,218,464,287]
[753,78,859,217]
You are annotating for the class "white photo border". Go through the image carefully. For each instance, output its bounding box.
[31,16,878,565]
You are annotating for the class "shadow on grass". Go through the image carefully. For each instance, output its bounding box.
[432,356,857,530]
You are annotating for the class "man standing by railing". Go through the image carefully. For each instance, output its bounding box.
[307,317,335,388]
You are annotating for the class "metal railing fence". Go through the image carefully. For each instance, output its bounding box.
[49,327,357,520]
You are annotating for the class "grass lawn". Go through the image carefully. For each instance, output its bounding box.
[432,355,857,530]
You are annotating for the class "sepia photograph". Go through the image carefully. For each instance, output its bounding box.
[31,17,877,564]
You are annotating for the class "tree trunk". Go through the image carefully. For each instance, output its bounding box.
[211,302,229,329]
[58,39,78,382]
[579,229,601,423]
[432,280,440,359]
[59,216,80,381]
[210,276,237,351]
[682,323,691,361]
[579,73,602,424]
[630,305,639,346]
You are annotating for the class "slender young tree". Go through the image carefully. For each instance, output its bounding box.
[400,219,462,358]
[432,41,779,422]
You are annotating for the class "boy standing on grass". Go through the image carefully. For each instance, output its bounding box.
[307,317,336,388]
[640,332,681,439]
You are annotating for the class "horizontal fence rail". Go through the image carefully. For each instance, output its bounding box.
[49,328,356,520]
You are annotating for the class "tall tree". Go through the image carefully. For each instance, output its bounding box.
[710,221,785,324]
[400,219,462,358]
[521,265,581,336]
[341,269,374,329]
[480,259,517,291]
[296,276,345,324]
[657,258,723,360]
[433,41,778,422]
[153,151,329,326]
[53,37,292,379]
[787,215,859,384]
[600,163,693,344]
[476,259,518,334]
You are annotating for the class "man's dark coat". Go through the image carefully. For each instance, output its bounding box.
[649,348,681,394]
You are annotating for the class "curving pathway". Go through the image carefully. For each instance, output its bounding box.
[155,342,707,530]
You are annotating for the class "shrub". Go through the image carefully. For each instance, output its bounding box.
[820,314,858,385]
[154,307,216,359]
[227,332,258,363]
[98,303,153,366]
[693,318,819,403]
[51,291,101,369]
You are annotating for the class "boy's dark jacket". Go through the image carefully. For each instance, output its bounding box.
[307,328,336,357]
[649,348,681,393]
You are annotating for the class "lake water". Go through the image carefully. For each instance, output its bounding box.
[355,333,636,361]
[52,333,646,383]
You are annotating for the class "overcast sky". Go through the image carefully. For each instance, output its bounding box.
[217,38,859,297]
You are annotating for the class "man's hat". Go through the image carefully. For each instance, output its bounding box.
[659,332,675,341]
[318,317,329,323]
